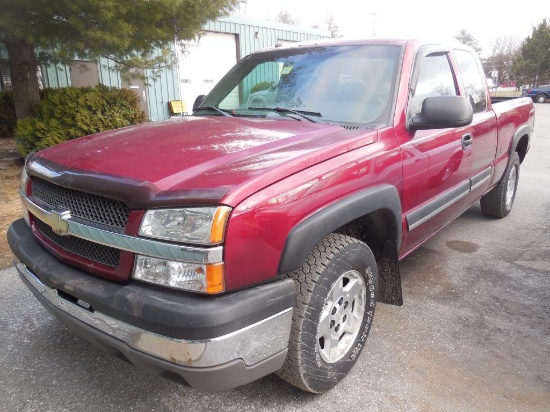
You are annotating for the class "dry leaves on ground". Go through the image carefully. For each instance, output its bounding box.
[0,138,23,269]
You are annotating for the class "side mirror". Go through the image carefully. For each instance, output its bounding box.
[409,96,473,131]
[193,95,207,112]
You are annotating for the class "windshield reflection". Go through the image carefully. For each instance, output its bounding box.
[201,45,402,127]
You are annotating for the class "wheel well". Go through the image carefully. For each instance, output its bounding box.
[335,209,403,306]
[277,186,403,305]
[335,208,397,260]
[516,134,529,163]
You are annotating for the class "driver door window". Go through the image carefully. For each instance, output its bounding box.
[410,54,458,117]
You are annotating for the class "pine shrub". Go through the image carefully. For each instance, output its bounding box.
[16,85,146,156]
[250,81,275,94]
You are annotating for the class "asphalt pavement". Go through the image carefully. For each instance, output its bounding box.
[1,104,549,412]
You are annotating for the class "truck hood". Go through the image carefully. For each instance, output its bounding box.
[29,116,378,208]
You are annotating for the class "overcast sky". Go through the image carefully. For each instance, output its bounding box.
[237,0,546,56]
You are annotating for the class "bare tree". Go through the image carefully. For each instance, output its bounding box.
[275,11,300,26]
[325,13,340,38]
[311,13,340,38]
[490,36,522,57]
[482,36,522,85]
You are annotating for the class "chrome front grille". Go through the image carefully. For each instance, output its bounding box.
[29,177,130,271]
[31,177,131,230]
[35,219,121,267]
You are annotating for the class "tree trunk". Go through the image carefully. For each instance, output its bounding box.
[4,36,41,120]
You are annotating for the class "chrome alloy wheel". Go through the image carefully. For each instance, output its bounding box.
[505,165,518,208]
[317,270,366,363]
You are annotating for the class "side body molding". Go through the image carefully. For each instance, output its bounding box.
[278,185,402,275]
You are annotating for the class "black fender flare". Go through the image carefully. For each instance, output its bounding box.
[278,185,402,274]
[488,123,531,192]
[510,123,531,162]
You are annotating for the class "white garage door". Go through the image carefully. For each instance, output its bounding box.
[178,32,238,111]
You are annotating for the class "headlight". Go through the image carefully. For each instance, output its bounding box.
[20,151,34,194]
[20,166,29,193]
[139,206,231,244]
[133,255,224,293]
[20,165,30,225]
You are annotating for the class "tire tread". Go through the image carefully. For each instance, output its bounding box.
[276,233,373,393]
[480,152,520,218]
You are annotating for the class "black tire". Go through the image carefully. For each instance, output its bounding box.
[535,94,547,103]
[480,152,520,218]
[276,233,378,393]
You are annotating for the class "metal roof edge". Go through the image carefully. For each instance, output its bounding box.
[210,15,330,37]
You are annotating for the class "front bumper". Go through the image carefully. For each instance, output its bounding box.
[8,219,295,390]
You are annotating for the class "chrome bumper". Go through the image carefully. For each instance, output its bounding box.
[16,262,292,368]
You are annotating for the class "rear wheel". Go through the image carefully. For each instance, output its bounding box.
[276,233,378,393]
[535,94,547,103]
[480,152,520,218]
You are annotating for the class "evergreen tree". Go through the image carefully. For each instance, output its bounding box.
[512,19,550,86]
[0,0,240,120]
[275,11,300,26]
[454,29,482,55]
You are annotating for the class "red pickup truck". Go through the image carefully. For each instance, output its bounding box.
[8,38,535,393]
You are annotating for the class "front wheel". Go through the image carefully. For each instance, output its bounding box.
[276,233,378,393]
[535,94,547,103]
[480,152,520,218]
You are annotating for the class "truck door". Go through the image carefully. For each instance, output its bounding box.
[399,49,473,255]
[453,48,497,201]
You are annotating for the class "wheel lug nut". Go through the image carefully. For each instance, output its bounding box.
[344,302,348,309]
[331,307,337,315]
[335,325,340,333]
[343,315,347,322]
[338,297,344,305]
[330,320,335,328]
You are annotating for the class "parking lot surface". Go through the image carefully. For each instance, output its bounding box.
[1,104,549,412]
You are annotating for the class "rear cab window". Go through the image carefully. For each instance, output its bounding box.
[454,49,487,113]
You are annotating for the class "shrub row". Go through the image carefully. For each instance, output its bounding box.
[16,85,146,156]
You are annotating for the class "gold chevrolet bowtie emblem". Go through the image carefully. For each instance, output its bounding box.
[49,209,71,235]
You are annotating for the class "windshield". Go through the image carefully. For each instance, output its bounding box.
[201,44,402,127]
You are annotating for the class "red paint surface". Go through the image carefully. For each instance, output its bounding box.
[35,117,372,206]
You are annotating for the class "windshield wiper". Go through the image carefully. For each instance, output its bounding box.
[248,107,323,123]
[195,106,234,117]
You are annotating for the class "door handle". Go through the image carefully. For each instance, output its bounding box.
[462,133,473,150]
